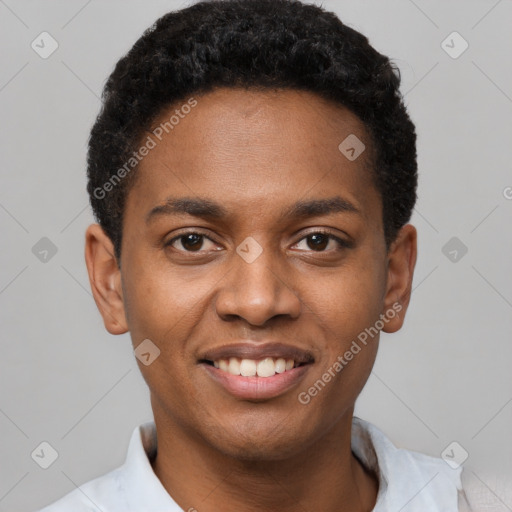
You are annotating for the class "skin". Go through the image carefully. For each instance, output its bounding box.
[85,88,417,512]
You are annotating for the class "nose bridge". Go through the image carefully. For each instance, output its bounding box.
[215,236,301,325]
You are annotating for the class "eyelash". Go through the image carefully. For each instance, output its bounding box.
[164,229,352,254]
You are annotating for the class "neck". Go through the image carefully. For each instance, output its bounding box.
[150,405,378,512]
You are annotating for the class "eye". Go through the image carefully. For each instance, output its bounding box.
[293,231,350,252]
[165,232,219,253]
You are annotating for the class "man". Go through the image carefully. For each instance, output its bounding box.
[37,0,474,510]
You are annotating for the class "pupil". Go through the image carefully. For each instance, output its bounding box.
[308,234,328,251]
[183,234,203,251]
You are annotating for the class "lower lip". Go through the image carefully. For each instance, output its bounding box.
[201,363,311,401]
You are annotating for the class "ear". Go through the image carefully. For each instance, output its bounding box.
[84,223,128,335]
[381,224,417,334]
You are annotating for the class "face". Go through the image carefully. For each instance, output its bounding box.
[85,88,416,460]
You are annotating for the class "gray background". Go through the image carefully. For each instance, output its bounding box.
[1,0,511,510]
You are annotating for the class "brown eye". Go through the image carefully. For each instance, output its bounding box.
[307,233,329,251]
[180,233,204,251]
[166,232,218,253]
[293,231,352,253]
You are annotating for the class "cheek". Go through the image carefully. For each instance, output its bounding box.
[308,262,386,336]
[121,260,221,409]
[300,261,386,404]
[123,266,207,419]
[122,256,215,339]
[296,277,382,423]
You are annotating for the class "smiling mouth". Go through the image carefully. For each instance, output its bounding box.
[201,357,309,378]
[199,344,315,400]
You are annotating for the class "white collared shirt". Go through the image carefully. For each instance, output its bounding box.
[36,416,470,511]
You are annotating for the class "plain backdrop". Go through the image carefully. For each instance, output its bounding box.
[0,1,511,510]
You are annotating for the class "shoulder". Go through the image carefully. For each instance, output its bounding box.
[352,418,463,511]
[458,466,512,512]
[353,417,463,486]
[35,466,127,512]
[390,445,463,492]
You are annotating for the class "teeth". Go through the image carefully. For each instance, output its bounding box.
[275,358,286,373]
[240,359,257,376]
[213,357,299,377]
[256,357,275,377]
[228,357,241,375]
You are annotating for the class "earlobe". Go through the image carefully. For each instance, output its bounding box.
[84,224,129,335]
[381,224,417,334]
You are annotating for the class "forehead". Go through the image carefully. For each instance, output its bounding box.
[125,88,380,226]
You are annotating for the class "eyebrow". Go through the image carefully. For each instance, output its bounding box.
[145,195,360,225]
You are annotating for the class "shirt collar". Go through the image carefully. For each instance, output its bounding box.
[120,416,462,511]
[121,420,182,510]
[351,416,462,511]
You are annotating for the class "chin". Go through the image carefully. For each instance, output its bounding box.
[203,416,315,461]
[217,438,306,462]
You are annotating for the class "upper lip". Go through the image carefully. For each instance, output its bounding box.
[199,342,315,364]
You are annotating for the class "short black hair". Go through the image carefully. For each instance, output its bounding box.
[87,0,417,265]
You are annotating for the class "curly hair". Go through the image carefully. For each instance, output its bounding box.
[87,0,417,265]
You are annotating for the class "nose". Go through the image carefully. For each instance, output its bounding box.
[214,243,302,326]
